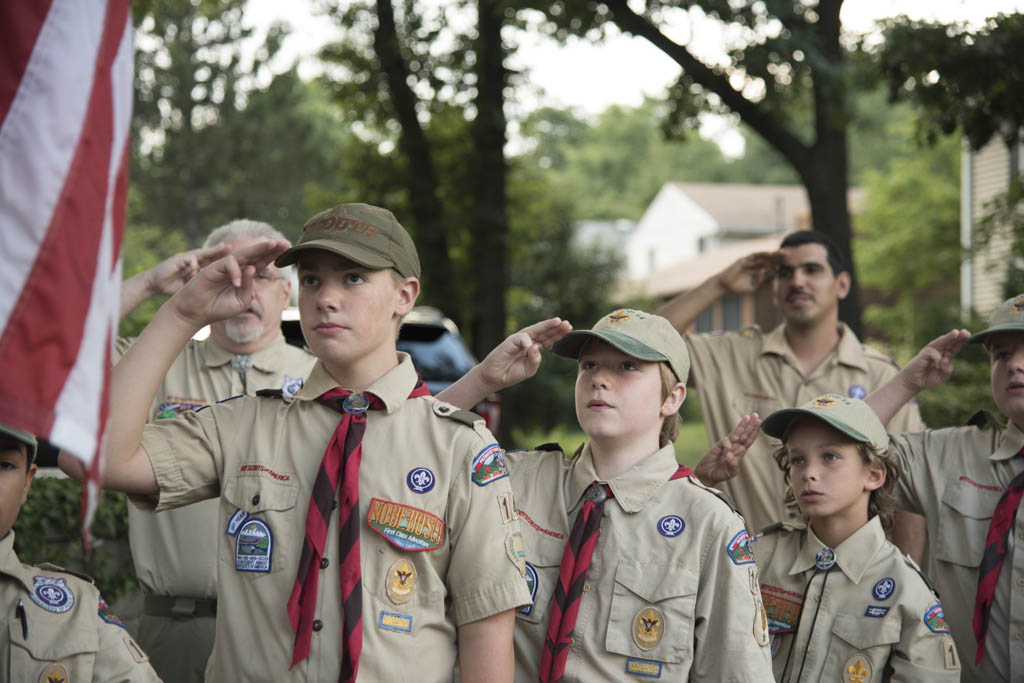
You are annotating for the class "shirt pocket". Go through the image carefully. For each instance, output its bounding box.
[8,617,97,681]
[935,479,1001,567]
[220,471,300,579]
[823,612,901,676]
[605,560,698,666]
[515,529,565,625]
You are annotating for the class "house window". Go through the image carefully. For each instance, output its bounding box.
[722,294,741,331]
[696,307,713,333]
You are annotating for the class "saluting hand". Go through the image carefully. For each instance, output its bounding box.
[170,240,290,328]
[717,251,782,295]
[476,318,573,393]
[142,242,234,297]
[694,413,762,487]
[899,329,972,393]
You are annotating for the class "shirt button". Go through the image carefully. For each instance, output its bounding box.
[251,493,260,506]
[313,620,324,632]
[320,558,330,570]
[332,500,339,510]
[1018,530,1024,542]
[583,583,591,592]
[1017,577,1024,588]
[1016,632,1024,641]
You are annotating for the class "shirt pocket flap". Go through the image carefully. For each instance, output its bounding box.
[936,480,1000,567]
[9,617,98,659]
[941,480,1001,519]
[831,612,901,649]
[223,472,299,514]
[615,561,698,603]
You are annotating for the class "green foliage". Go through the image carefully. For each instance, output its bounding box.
[874,13,1024,151]
[119,222,190,337]
[14,478,136,604]
[914,339,999,430]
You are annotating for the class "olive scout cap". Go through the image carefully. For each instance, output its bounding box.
[552,309,690,383]
[761,394,888,451]
[0,422,37,463]
[968,293,1024,345]
[275,203,421,278]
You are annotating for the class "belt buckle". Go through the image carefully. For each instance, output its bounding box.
[170,597,197,617]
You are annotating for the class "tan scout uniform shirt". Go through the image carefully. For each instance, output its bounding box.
[754,518,960,683]
[118,334,315,600]
[135,354,531,682]
[1,533,162,682]
[506,443,774,682]
[889,417,1024,683]
[686,323,925,533]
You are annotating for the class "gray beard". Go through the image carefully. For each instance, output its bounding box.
[223,317,265,344]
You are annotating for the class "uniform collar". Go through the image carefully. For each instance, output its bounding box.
[202,333,289,373]
[760,322,868,374]
[788,516,886,584]
[991,419,1024,462]
[0,533,33,593]
[567,443,680,514]
[293,352,417,415]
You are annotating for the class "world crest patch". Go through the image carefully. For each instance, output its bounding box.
[30,576,75,614]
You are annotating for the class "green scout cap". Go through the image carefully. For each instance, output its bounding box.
[968,294,1024,345]
[761,393,888,451]
[275,203,421,278]
[0,422,37,463]
[552,309,691,383]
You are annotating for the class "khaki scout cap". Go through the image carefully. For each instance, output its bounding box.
[0,422,37,463]
[275,203,421,278]
[761,393,888,451]
[552,309,690,383]
[968,293,1024,345]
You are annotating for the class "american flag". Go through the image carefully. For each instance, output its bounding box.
[0,0,133,526]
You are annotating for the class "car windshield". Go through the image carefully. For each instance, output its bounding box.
[397,323,475,383]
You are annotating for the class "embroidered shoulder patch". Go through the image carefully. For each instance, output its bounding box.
[98,595,125,628]
[225,508,249,536]
[924,604,951,634]
[471,444,508,486]
[155,397,208,419]
[30,576,75,614]
[366,498,445,551]
[520,562,538,616]
[727,529,755,565]
[235,519,273,573]
[761,584,801,633]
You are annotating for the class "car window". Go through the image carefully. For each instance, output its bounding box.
[397,324,476,383]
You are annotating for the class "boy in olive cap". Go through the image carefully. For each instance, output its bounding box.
[861,294,1024,682]
[1,423,160,681]
[443,309,774,682]
[742,395,959,682]
[60,204,536,682]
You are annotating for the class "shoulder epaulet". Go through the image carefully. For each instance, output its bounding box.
[432,403,482,426]
[903,553,941,599]
[685,478,740,514]
[256,389,284,399]
[533,442,562,452]
[860,343,900,368]
[757,521,799,537]
[966,410,1002,429]
[35,562,94,585]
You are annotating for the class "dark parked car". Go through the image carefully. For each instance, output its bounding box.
[281,306,500,433]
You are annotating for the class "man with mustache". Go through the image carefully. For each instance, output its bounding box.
[655,231,926,560]
[118,220,316,682]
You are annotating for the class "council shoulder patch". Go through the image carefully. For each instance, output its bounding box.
[30,576,75,614]
[924,604,951,634]
[98,595,125,629]
[235,519,273,572]
[471,444,509,486]
[727,529,755,565]
[366,498,445,551]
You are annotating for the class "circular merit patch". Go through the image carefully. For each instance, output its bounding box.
[632,606,666,651]
[30,576,74,614]
[406,467,435,494]
[848,384,867,399]
[657,515,685,537]
[386,558,417,605]
[872,577,895,601]
[843,653,873,683]
[38,662,69,683]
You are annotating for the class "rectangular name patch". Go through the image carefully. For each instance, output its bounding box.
[865,605,890,618]
[366,498,445,551]
[378,611,413,633]
[625,658,662,678]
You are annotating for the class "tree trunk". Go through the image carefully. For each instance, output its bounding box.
[373,0,456,314]
[468,0,509,358]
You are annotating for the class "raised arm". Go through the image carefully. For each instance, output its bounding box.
[654,251,781,333]
[120,243,233,322]
[864,329,971,425]
[437,317,572,410]
[693,414,762,487]
[60,240,289,494]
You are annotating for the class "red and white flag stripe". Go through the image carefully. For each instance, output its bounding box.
[0,0,132,520]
